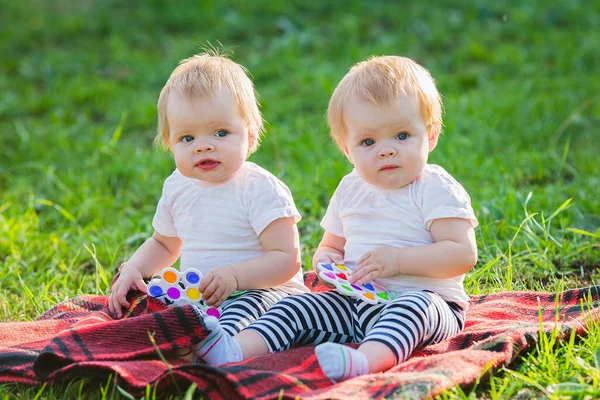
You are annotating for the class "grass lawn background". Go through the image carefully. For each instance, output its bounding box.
[1,0,599,398]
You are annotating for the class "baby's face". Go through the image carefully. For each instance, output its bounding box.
[341,94,436,190]
[167,87,252,184]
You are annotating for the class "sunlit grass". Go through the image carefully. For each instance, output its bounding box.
[1,0,599,398]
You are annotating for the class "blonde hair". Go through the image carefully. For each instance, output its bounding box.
[327,55,442,150]
[156,51,264,153]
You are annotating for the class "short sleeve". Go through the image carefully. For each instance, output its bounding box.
[320,184,345,237]
[152,181,177,237]
[247,174,301,236]
[420,170,478,230]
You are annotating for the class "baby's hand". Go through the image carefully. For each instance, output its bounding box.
[199,266,238,307]
[107,263,148,319]
[351,247,400,286]
[314,253,343,289]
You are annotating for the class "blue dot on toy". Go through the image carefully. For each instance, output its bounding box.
[321,263,334,271]
[186,271,200,284]
[148,267,222,319]
[149,285,163,297]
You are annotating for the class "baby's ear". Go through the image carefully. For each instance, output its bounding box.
[428,123,440,151]
[337,139,353,163]
[248,133,257,152]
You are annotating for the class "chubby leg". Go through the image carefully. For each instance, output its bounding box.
[218,289,289,335]
[316,291,464,381]
[247,291,355,351]
[315,342,370,382]
[188,289,289,364]
[313,300,386,381]
[364,291,463,365]
[314,340,398,382]
[358,340,396,372]
[193,318,270,365]
[197,291,355,365]
[236,329,269,359]
[192,316,244,364]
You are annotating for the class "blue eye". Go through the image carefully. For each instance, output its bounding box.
[396,132,408,140]
[361,139,375,147]
[181,135,194,143]
[215,130,228,137]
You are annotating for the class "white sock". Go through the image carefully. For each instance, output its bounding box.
[315,343,370,381]
[192,316,243,365]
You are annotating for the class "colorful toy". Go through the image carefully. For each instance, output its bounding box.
[147,267,221,318]
[316,262,398,305]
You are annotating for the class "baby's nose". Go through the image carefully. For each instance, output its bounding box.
[378,147,397,158]
[195,142,215,152]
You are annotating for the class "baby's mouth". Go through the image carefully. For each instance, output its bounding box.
[196,160,220,170]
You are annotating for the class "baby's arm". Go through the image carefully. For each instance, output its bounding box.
[199,216,301,307]
[313,231,345,266]
[351,218,477,285]
[108,231,182,318]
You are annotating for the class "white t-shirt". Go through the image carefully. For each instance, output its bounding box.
[321,164,478,307]
[152,162,308,295]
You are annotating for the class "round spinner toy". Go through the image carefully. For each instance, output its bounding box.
[147,267,221,318]
[316,262,398,305]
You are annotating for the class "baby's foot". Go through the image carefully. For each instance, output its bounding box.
[315,343,369,381]
[192,316,243,365]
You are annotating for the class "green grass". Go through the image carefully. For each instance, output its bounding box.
[1,0,599,398]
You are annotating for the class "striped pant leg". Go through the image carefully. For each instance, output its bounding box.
[362,290,465,364]
[218,289,289,336]
[353,299,385,342]
[247,291,357,352]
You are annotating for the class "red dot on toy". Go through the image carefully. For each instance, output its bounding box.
[336,273,347,280]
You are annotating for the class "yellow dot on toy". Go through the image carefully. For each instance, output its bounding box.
[364,293,375,301]
[187,288,201,300]
[164,271,178,284]
[335,264,347,271]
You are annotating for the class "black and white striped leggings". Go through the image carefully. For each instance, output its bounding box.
[246,290,465,364]
[216,288,290,336]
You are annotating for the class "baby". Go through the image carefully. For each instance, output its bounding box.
[193,55,478,381]
[107,52,308,357]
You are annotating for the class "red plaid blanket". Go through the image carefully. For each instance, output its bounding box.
[1,272,599,399]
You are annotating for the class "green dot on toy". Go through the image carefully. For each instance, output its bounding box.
[377,292,389,300]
